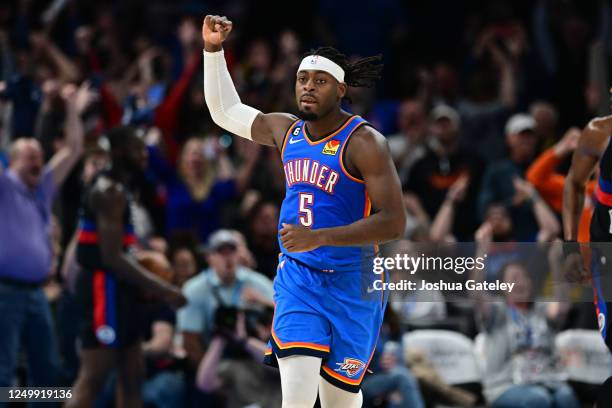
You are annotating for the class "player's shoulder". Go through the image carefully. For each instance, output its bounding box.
[252,112,299,147]
[579,116,612,151]
[586,115,612,135]
[349,120,387,152]
[89,175,126,212]
[91,176,124,199]
[263,112,300,132]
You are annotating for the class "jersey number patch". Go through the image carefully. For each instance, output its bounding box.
[298,192,314,227]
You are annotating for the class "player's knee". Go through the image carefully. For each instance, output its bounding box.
[282,377,318,408]
[282,392,317,408]
[319,378,363,408]
[351,390,363,408]
[117,375,143,396]
[278,355,321,407]
[72,371,106,401]
[282,396,317,408]
[321,389,362,408]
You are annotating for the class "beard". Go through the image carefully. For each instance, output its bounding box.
[297,109,319,121]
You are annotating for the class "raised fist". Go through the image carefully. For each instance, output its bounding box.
[202,15,233,48]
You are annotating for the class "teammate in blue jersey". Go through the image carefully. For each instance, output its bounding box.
[203,15,406,407]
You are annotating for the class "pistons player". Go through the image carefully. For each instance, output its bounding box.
[66,128,186,407]
[202,15,405,407]
[563,100,612,402]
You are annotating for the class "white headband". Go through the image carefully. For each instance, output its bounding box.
[297,55,345,83]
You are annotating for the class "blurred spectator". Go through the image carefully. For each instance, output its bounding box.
[121,47,169,126]
[458,26,518,162]
[0,87,83,389]
[268,30,302,113]
[167,232,201,288]
[244,199,281,278]
[429,174,470,243]
[482,177,561,243]
[314,0,406,57]
[362,308,425,408]
[404,104,485,241]
[236,39,275,112]
[387,240,447,328]
[196,309,281,408]
[471,262,579,408]
[530,101,560,150]
[230,229,257,270]
[147,136,258,242]
[526,128,596,244]
[177,229,274,369]
[429,62,459,107]
[402,193,432,241]
[387,99,429,184]
[244,142,286,203]
[478,114,546,240]
[554,14,590,130]
[587,4,612,118]
[474,199,559,281]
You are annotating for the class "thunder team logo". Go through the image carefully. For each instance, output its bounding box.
[335,358,365,377]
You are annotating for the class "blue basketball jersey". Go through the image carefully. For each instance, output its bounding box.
[278,115,373,272]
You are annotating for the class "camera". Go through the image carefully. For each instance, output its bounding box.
[213,304,274,338]
[214,305,240,333]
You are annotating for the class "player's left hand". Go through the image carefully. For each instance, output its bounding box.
[280,223,322,253]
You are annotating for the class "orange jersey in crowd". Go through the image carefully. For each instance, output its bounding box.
[526,147,596,243]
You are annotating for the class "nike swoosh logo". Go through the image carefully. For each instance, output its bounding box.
[367,286,377,294]
[289,137,303,144]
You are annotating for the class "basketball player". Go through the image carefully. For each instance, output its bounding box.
[563,110,612,344]
[66,127,186,408]
[563,98,612,405]
[202,15,406,408]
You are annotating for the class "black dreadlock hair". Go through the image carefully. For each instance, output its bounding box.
[306,46,383,89]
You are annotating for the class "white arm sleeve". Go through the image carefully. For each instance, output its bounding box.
[203,49,261,140]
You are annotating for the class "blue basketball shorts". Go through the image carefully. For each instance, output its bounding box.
[264,253,387,392]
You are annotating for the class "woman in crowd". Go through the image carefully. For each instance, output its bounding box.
[147,134,259,242]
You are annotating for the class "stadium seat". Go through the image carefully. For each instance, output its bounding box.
[555,329,610,384]
[403,330,482,385]
[403,330,484,407]
[555,329,611,405]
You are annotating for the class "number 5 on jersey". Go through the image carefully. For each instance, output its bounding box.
[299,192,314,227]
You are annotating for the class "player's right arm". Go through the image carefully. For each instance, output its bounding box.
[91,177,186,308]
[202,15,294,148]
[562,117,611,240]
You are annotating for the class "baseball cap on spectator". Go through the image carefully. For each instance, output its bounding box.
[505,114,535,135]
[207,229,238,252]
[431,104,460,126]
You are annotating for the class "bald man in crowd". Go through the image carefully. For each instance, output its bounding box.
[0,87,84,392]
